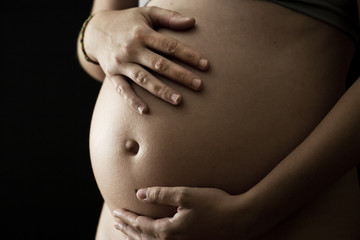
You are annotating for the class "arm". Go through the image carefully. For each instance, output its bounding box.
[244,3,360,234]
[242,76,360,235]
[76,0,209,114]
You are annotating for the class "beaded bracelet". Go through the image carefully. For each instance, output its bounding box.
[80,14,99,65]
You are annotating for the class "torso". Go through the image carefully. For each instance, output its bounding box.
[90,0,360,239]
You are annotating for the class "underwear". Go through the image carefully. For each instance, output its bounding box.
[267,0,360,45]
[268,0,360,86]
[143,0,359,44]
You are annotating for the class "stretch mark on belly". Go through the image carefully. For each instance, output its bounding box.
[125,139,139,155]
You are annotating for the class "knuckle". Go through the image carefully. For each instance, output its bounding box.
[133,70,148,85]
[175,188,190,206]
[121,223,129,233]
[132,216,141,229]
[153,57,167,72]
[114,55,122,64]
[149,187,162,201]
[103,67,114,77]
[168,10,177,17]
[152,84,166,100]
[184,51,197,63]
[152,84,162,95]
[127,96,139,108]
[122,44,137,59]
[164,40,178,54]
[112,81,132,102]
[109,52,123,65]
[115,84,126,96]
[131,26,144,41]
[158,86,172,100]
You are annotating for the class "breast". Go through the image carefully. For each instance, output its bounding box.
[89,0,354,218]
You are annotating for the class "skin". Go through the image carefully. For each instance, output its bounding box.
[113,78,360,239]
[77,1,210,114]
[111,1,360,238]
[77,0,360,239]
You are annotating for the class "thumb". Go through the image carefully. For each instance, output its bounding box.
[143,6,196,30]
[137,186,193,207]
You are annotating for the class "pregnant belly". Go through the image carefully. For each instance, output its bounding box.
[89,0,354,219]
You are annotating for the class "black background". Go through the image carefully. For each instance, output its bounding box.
[2,1,359,239]
[2,0,103,239]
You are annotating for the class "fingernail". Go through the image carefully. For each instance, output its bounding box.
[171,93,181,104]
[136,189,147,200]
[181,16,193,21]
[199,58,209,70]
[192,78,202,90]
[114,222,123,230]
[138,106,145,114]
[113,209,122,217]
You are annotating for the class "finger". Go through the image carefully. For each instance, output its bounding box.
[144,31,210,71]
[136,187,193,207]
[143,6,196,30]
[120,63,182,105]
[114,218,153,240]
[108,75,149,114]
[135,49,203,91]
[114,209,162,239]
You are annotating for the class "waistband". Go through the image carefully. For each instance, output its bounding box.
[268,0,360,46]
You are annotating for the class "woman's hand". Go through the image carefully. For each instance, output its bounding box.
[84,7,210,114]
[112,186,258,240]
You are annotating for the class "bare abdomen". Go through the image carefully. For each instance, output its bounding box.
[89,0,354,221]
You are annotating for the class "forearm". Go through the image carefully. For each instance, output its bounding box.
[243,77,360,233]
[77,0,138,81]
[91,0,138,14]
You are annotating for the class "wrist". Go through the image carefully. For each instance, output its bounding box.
[230,190,273,239]
[80,14,100,65]
[222,192,257,238]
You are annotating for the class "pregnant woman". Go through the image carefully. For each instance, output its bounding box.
[77,0,360,239]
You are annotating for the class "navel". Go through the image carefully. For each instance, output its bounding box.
[125,139,140,155]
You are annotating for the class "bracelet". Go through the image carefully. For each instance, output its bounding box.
[80,14,99,65]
